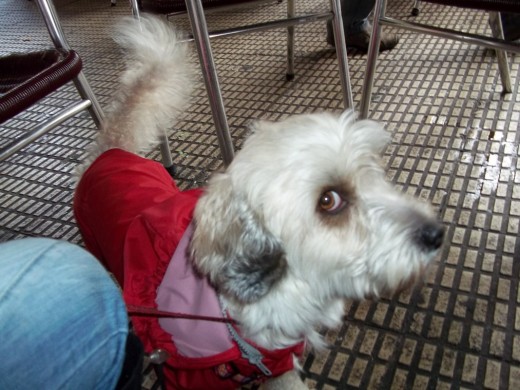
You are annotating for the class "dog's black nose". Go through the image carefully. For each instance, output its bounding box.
[418,222,444,251]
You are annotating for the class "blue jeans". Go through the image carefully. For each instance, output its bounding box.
[0,238,128,390]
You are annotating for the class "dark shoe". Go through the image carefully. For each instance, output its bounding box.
[327,22,399,53]
[501,13,520,41]
[348,28,399,53]
[115,332,144,390]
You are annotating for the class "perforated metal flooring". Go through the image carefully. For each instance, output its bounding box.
[1,0,519,389]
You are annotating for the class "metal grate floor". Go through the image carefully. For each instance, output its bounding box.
[1,0,519,389]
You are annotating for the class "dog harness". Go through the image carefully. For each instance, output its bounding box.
[74,149,304,389]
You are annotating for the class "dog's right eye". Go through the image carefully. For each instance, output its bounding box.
[318,190,347,214]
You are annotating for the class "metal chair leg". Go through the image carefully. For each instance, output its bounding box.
[36,0,105,127]
[412,0,420,16]
[72,72,105,128]
[129,0,141,19]
[186,0,235,166]
[330,0,353,109]
[159,133,176,176]
[360,0,385,118]
[286,0,295,81]
[489,11,512,93]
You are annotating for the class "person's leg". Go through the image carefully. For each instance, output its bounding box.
[501,12,520,41]
[327,0,399,53]
[338,0,375,35]
[0,238,128,390]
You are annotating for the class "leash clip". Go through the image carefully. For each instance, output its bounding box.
[219,297,272,377]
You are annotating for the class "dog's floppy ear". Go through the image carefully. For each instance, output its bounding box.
[190,173,287,304]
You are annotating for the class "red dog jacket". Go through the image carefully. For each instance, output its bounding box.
[74,149,303,389]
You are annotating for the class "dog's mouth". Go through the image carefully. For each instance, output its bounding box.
[393,267,429,296]
[368,278,427,301]
[363,259,433,301]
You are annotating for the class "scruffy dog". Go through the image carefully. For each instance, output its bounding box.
[74,15,444,390]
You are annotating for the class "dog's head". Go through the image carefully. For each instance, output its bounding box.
[190,110,443,304]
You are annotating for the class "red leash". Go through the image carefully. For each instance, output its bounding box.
[126,304,238,324]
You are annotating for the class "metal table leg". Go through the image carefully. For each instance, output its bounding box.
[185,0,235,166]
[330,0,353,109]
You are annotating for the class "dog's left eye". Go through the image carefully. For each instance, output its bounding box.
[319,190,346,213]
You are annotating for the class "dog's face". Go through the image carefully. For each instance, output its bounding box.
[191,111,443,304]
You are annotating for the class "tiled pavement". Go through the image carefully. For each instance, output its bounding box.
[1,0,519,389]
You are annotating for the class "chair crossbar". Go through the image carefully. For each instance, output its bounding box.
[0,100,91,161]
[381,16,520,53]
[183,11,332,41]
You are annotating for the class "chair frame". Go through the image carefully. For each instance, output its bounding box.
[0,0,104,162]
[130,0,353,166]
[360,0,520,118]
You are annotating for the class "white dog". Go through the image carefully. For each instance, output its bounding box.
[74,15,443,390]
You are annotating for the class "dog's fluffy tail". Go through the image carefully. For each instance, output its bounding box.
[77,14,193,175]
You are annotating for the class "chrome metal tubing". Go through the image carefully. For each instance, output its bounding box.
[35,0,70,50]
[360,0,385,118]
[0,101,92,162]
[185,12,332,41]
[488,11,512,93]
[159,133,175,168]
[129,0,141,19]
[129,0,353,162]
[330,0,353,109]
[286,0,295,80]
[185,0,235,166]
[361,0,520,118]
[72,72,105,127]
[381,16,520,53]
[36,0,105,126]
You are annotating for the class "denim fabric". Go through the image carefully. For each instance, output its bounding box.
[0,238,128,390]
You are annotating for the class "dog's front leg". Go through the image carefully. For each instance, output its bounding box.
[261,370,309,390]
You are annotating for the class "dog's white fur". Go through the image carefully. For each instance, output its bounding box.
[77,15,194,174]
[80,15,443,389]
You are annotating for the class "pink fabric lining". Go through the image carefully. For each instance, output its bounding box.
[155,223,234,357]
